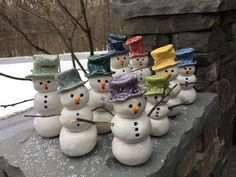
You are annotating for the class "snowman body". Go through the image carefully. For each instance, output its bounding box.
[88,75,113,133]
[130,56,152,84]
[177,66,197,104]
[145,95,170,137]
[59,85,97,157]
[110,54,131,77]
[32,77,62,137]
[155,66,182,117]
[111,96,152,166]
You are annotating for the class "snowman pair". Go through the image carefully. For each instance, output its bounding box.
[108,34,131,77]
[26,55,62,138]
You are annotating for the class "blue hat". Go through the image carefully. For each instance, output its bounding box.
[176,48,197,67]
[107,34,128,56]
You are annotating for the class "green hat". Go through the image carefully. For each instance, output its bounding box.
[56,69,87,93]
[25,54,60,79]
[86,54,115,78]
[144,74,170,96]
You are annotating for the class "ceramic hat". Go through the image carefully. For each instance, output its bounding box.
[107,34,128,56]
[151,44,180,71]
[109,73,145,102]
[25,54,60,79]
[176,48,197,67]
[144,74,170,96]
[125,36,148,59]
[86,54,115,78]
[56,68,87,93]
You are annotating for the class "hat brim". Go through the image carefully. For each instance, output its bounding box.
[178,61,197,67]
[86,71,115,78]
[109,89,145,102]
[58,81,87,93]
[144,88,170,96]
[25,73,58,79]
[108,50,128,57]
[152,61,180,71]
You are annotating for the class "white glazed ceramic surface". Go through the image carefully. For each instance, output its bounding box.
[32,77,58,93]
[132,68,152,84]
[130,56,149,69]
[89,76,112,92]
[110,54,129,69]
[112,67,132,77]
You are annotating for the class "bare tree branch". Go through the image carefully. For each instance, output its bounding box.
[0,72,31,81]
[1,99,33,108]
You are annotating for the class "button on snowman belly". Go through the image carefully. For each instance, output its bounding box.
[177,75,196,89]
[133,68,152,83]
[111,114,151,144]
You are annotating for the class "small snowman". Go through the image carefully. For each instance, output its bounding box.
[108,34,131,77]
[56,69,97,157]
[125,36,152,85]
[86,54,115,134]
[25,55,62,137]
[151,44,182,117]
[109,73,152,166]
[176,48,197,104]
[144,74,171,137]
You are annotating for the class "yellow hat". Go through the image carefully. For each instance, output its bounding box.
[151,44,180,71]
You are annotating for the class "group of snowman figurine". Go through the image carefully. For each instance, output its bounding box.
[25,34,197,166]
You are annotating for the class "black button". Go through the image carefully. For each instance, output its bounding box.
[77,123,80,127]
[44,100,47,103]
[44,95,47,98]
[155,114,159,117]
[156,107,160,110]
[135,133,140,137]
[185,78,188,80]
[76,113,80,116]
[185,82,188,84]
[140,78,143,80]
[44,105,48,109]
[135,128,139,131]
[123,70,125,72]
[156,111,159,114]
[140,73,143,75]
[140,69,143,72]
[134,122,138,126]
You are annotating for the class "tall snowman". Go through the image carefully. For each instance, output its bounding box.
[176,48,197,104]
[144,74,171,137]
[151,44,182,117]
[109,73,152,166]
[86,54,115,134]
[56,69,97,157]
[108,34,131,77]
[25,55,62,137]
[125,36,152,85]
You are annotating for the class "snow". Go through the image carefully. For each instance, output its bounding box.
[0,51,106,120]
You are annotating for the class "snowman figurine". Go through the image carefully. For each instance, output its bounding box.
[176,48,197,104]
[108,34,131,77]
[86,54,115,134]
[56,69,97,157]
[144,74,171,137]
[109,73,152,166]
[151,44,182,117]
[125,36,152,85]
[25,55,62,137]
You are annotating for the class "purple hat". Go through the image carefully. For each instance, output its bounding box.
[109,73,145,102]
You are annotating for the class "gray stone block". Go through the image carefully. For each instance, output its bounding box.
[122,14,220,34]
[172,28,227,53]
[112,0,236,18]
[222,10,236,25]
[0,93,218,177]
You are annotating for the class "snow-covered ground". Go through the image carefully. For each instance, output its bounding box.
[0,51,106,120]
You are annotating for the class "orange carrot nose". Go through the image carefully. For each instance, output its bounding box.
[165,72,172,78]
[133,105,139,114]
[186,70,190,74]
[120,58,125,65]
[139,61,143,66]
[74,96,80,105]
[44,83,48,90]
[101,82,106,91]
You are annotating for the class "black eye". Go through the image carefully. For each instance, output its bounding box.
[39,82,43,85]
[124,57,126,59]
[129,104,132,108]
[138,103,141,107]
[97,80,101,83]
[47,80,51,83]
[105,80,109,83]
[70,94,74,98]
[144,96,147,100]
[142,59,144,61]
[165,70,168,73]
[117,58,119,60]
[136,59,139,61]
[189,68,192,70]
[171,70,174,73]
[80,93,84,97]
[154,96,158,99]
[184,67,187,70]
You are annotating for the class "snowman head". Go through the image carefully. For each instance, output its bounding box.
[60,85,89,110]
[32,77,58,93]
[89,75,112,92]
[179,65,195,76]
[156,65,179,81]
[146,94,169,105]
[130,56,149,68]
[110,54,129,69]
[113,96,146,119]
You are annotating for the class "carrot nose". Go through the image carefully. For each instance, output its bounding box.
[139,61,143,66]
[44,83,48,91]
[165,72,172,78]
[101,81,106,91]
[120,58,125,65]
[133,105,139,114]
[74,96,80,105]
[186,70,190,74]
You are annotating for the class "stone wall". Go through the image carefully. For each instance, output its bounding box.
[112,1,236,176]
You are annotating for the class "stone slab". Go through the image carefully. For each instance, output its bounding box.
[112,0,236,18]
[0,93,218,177]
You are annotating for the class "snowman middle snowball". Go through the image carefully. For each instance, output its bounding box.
[109,73,153,166]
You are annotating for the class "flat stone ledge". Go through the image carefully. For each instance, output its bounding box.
[0,92,218,177]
